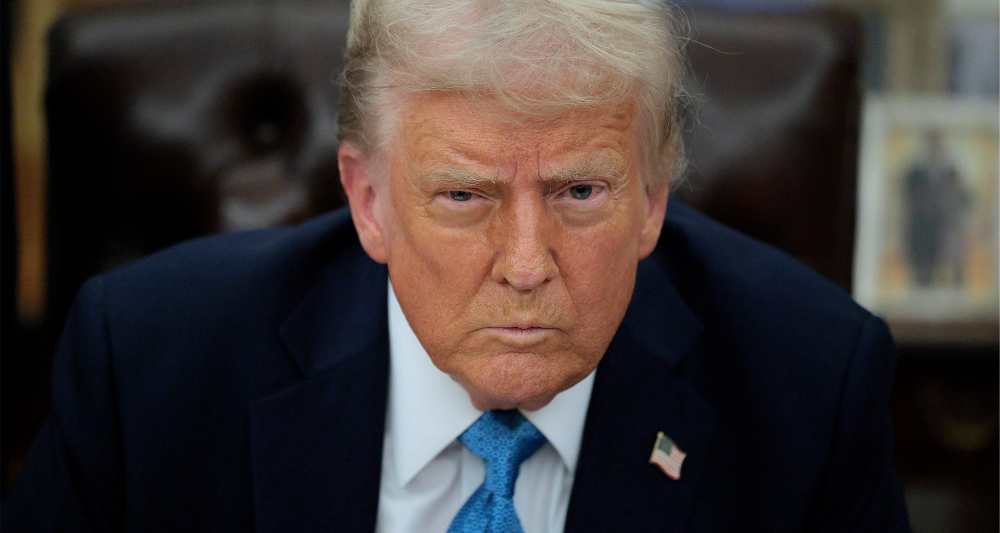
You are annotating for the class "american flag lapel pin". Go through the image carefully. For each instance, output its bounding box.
[649,431,686,480]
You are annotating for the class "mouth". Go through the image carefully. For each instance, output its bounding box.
[496,325,550,333]
[482,325,557,347]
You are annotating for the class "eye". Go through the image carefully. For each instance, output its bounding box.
[448,190,474,201]
[568,184,593,200]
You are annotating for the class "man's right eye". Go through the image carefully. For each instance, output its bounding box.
[448,191,474,201]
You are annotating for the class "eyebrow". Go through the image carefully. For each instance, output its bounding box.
[417,150,629,190]
[417,165,498,189]
[539,152,628,188]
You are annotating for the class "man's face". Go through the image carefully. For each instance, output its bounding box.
[340,92,667,411]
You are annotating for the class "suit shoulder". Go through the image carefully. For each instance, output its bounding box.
[84,207,376,342]
[100,208,358,298]
[60,206,382,407]
[648,201,887,384]
[656,201,872,329]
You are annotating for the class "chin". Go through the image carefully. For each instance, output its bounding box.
[465,387,557,412]
[456,351,581,411]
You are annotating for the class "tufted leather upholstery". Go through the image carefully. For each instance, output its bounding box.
[46,0,351,332]
[678,7,862,292]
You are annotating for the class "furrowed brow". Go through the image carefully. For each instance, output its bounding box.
[418,165,499,189]
[541,152,628,188]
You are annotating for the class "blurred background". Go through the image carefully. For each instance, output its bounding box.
[2,0,997,531]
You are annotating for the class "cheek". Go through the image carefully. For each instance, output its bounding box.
[405,218,491,275]
[388,209,494,317]
[561,204,644,272]
[559,221,641,323]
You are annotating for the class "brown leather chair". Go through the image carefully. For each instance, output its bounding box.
[677,7,861,292]
[42,3,861,338]
[45,0,353,334]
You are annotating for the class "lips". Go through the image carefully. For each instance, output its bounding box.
[496,326,549,333]
[490,319,560,332]
[499,323,551,331]
[488,315,559,329]
[481,324,557,348]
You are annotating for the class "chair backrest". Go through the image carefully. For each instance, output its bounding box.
[44,1,862,334]
[677,6,862,292]
[46,0,352,331]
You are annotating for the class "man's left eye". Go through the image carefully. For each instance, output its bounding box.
[569,184,593,200]
[449,191,474,201]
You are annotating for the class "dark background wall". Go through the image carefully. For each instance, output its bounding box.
[2,0,19,499]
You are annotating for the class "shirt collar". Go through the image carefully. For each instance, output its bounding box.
[387,282,595,487]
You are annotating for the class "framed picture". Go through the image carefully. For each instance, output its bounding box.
[855,96,999,329]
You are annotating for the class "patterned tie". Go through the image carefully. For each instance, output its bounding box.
[448,409,547,533]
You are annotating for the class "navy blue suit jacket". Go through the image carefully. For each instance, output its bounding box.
[4,202,911,531]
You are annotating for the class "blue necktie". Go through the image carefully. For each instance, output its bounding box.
[448,409,547,533]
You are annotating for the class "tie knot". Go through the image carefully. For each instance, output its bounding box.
[459,410,546,498]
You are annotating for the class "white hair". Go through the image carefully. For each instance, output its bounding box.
[337,0,688,187]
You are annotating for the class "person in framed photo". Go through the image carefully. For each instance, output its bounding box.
[903,129,972,287]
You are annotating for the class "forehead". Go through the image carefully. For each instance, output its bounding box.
[390,92,638,175]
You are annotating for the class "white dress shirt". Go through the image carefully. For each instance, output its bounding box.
[375,283,595,533]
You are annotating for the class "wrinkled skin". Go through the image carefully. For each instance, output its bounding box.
[339,92,668,411]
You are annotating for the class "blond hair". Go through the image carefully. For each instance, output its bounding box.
[337,0,688,187]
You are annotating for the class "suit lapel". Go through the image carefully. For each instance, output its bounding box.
[249,244,390,533]
[245,212,718,531]
[565,258,717,532]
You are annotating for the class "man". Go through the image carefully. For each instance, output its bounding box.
[4,0,910,531]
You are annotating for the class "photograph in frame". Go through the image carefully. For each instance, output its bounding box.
[855,97,999,325]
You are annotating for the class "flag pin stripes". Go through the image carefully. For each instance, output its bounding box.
[649,431,686,480]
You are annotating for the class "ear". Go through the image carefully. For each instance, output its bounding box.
[637,183,668,260]
[338,142,390,263]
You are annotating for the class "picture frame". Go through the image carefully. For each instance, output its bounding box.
[854,96,999,333]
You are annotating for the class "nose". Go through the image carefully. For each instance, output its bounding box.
[490,195,558,291]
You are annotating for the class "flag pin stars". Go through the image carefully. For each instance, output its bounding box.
[649,431,686,480]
